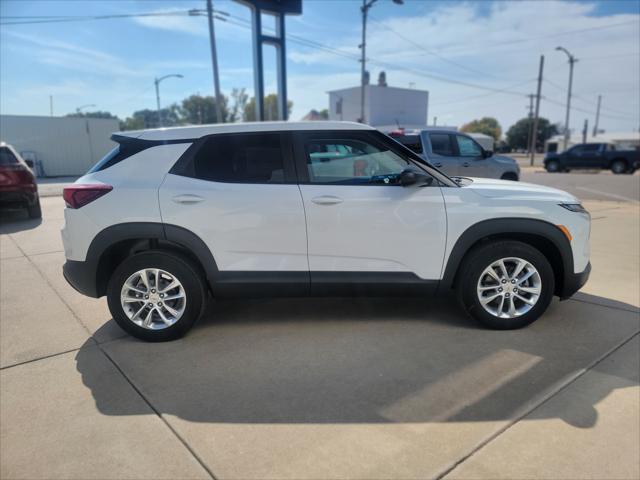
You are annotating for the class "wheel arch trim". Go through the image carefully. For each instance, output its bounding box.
[440,217,574,293]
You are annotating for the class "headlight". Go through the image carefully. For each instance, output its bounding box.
[559,203,588,214]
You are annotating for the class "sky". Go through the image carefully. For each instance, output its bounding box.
[1,0,639,136]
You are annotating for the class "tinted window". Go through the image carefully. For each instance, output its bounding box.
[305,137,410,185]
[192,133,285,183]
[429,133,455,156]
[0,147,18,165]
[456,135,483,156]
[396,135,423,154]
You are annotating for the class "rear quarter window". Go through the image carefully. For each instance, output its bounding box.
[0,147,18,165]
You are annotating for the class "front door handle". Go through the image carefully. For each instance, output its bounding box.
[433,162,443,168]
[172,194,204,204]
[462,162,470,167]
[311,195,343,205]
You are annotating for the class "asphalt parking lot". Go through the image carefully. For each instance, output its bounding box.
[1,173,639,479]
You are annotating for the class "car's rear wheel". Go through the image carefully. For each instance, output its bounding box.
[457,241,555,329]
[611,159,628,174]
[545,160,561,173]
[27,198,41,219]
[107,251,206,341]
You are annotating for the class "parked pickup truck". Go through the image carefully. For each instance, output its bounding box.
[544,143,640,174]
[391,129,520,180]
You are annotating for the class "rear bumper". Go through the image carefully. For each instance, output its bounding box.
[0,189,38,207]
[559,262,591,299]
[63,260,99,298]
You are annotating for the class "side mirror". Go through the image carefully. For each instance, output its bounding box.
[400,167,433,187]
[482,149,493,159]
[25,159,34,168]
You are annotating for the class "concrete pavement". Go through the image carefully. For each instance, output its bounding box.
[1,191,638,479]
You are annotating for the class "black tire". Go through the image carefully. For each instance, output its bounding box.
[611,159,628,174]
[107,251,206,341]
[457,241,555,330]
[545,160,561,173]
[500,172,519,181]
[27,198,41,219]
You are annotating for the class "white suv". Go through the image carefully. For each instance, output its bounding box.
[61,121,591,341]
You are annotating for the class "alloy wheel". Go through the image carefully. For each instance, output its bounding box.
[476,257,542,318]
[120,268,187,330]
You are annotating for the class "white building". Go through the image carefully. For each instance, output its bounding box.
[545,132,640,153]
[328,84,429,128]
[0,114,118,176]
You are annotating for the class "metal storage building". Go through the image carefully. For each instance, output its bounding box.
[0,115,118,177]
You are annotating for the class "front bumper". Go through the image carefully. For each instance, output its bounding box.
[63,260,100,298]
[559,262,591,299]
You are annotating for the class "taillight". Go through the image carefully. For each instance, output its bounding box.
[63,184,113,209]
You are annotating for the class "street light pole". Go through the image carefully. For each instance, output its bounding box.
[76,104,96,114]
[154,74,183,128]
[556,46,577,151]
[359,0,403,124]
[206,0,224,123]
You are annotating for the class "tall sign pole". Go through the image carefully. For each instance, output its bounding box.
[529,55,544,166]
[593,95,602,137]
[207,0,224,123]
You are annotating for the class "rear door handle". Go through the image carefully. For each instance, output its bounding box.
[433,162,443,168]
[172,194,204,204]
[311,195,343,205]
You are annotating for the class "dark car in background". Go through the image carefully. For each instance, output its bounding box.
[544,142,640,174]
[0,142,41,219]
[390,129,520,180]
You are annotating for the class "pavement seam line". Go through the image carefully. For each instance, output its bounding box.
[12,243,217,479]
[99,347,218,480]
[435,329,640,480]
[567,297,640,314]
[0,347,82,371]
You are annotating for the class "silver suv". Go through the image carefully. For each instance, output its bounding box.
[393,129,520,180]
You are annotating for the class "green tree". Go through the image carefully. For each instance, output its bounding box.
[506,117,558,150]
[460,117,502,141]
[66,111,119,120]
[318,109,329,120]
[180,94,228,124]
[120,106,181,131]
[243,94,293,121]
[229,88,249,123]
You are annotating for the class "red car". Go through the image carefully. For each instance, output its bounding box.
[0,142,41,219]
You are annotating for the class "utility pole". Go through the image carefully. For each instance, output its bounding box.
[359,0,403,124]
[206,0,224,123]
[526,93,535,155]
[582,118,588,143]
[556,46,577,151]
[529,55,544,166]
[593,95,602,137]
[433,116,437,126]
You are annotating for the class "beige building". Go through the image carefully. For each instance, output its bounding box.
[0,114,118,176]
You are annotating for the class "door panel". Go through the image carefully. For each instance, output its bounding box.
[295,130,448,280]
[299,184,447,279]
[160,174,308,271]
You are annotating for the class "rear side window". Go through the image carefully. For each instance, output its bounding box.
[0,147,18,165]
[397,135,423,154]
[429,133,455,156]
[186,133,286,184]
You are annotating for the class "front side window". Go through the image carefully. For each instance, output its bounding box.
[305,137,410,185]
[191,133,285,183]
[429,133,455,156]
[456,135,483,157]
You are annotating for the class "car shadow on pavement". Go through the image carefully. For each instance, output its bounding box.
[0,210,42,232]
[76,295,639,429]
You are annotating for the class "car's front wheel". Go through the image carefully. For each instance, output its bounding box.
[611,159,628,174]
[107,251,206,341]
[457,241,555,329]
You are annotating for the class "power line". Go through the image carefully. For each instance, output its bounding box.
[543,96,637,121]
[0,11,198,25]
